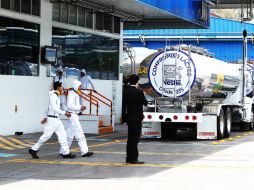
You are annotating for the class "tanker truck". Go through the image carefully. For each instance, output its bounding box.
[136,32,254,140]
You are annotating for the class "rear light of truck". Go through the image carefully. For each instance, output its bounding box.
[159,115,164,120]
[173,115,178,120]
[147,115,152,119]
[192,115,197,121]
[185,115,189,120]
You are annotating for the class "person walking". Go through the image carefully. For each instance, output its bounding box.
[123,74,148,164]
[60,80,94,157]
[28,81,76,159]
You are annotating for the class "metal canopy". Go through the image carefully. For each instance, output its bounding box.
[51,0,210,29]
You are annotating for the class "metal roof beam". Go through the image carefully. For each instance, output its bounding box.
[50,0,142,21]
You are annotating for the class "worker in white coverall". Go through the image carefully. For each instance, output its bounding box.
[60,80,94,157]
[78,69,96,110]
[28,81,76,159]
[54,67,67,111]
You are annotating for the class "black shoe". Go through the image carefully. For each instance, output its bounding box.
[28,148,39,159]
[62,153,76,159]
[126,160,145,164]
[82,152,94,157]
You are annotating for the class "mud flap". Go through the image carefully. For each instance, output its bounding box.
[197,114,217,139]
[142,122,161,138]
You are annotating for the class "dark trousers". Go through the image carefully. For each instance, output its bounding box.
[126,121,142,162]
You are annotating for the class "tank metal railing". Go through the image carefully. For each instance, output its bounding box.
[81,89,113,127]
[155,97,184,113]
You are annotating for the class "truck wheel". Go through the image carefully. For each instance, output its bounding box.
[217,108,225,140]
[224,108,232,138]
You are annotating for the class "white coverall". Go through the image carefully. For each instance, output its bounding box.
[31,91,70,155]
[78,70,96,106]
[54,75,67,111]
[60,81,89,156]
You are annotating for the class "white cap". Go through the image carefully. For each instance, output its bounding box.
[73,80,81,91]
[81,69,86,74]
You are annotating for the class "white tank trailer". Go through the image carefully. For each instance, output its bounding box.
[138,39,254,140]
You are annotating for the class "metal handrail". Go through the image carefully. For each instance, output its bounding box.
[65,88,99,116]
[81,88,113,127]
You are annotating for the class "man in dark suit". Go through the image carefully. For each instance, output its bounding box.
[123,74,148,164]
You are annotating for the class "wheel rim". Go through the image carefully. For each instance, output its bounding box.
[220,110,225,135]
[226,109,231,133]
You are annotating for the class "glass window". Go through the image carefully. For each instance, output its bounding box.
[114,16,120,34]
[78,7,85,27]
[21,0,31,14]
[68,4,77,25]
[60,3,68,23]
[0,16,39,76]
[86,9,93,29]
[52,27,119,80]
[13,0,21,12]
[96,12,104,30]
[1,0,10,9]
[104,14,112,32]
[32,0,40,16]
[52,3,60,22]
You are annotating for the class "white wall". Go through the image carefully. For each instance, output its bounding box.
[0,76,121,135]
[0,0,123,136]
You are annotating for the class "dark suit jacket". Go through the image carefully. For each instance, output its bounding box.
[123,86,148,122]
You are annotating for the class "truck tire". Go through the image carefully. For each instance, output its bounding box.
[224,107,232,138]
[217,108,225,140]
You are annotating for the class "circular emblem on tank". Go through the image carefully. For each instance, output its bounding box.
[246,64,253,95]
[148,50,196,97]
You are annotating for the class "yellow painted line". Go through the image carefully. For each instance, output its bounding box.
[23,140,35,145]
[7,158,177,168]
[211,132,254,145]
[96,132,127,138]
[7,137,31,147]
[0,136,25,149]
[0,143,14,150]
[71,139,126,152]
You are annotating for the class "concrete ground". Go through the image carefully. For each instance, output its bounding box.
[1,124,254,190]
